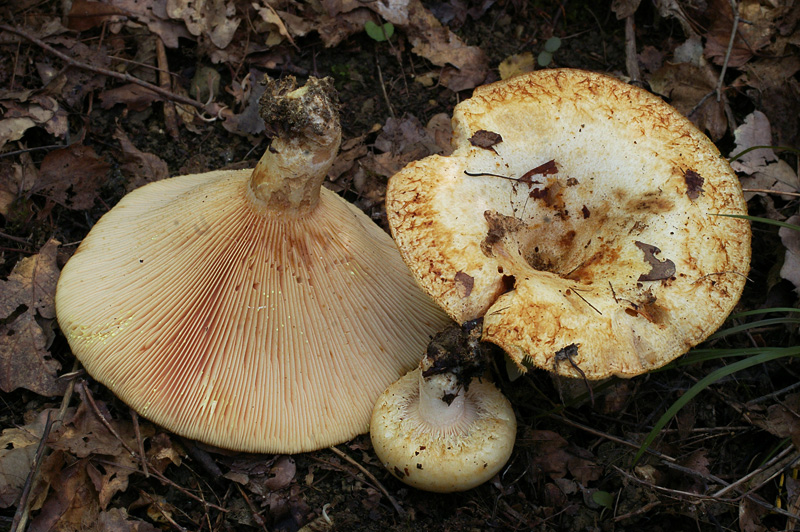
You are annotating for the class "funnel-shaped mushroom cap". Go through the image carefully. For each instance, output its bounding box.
[387,69,751,379]
[56,77,451,453]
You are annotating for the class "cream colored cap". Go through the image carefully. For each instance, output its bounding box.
[370,368,516,492]
[387,69,751,379]
[55,168,451,453]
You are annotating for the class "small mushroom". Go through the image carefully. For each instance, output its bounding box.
[370,320,516,492]
[386,69,751,379]
[55,77,451,453]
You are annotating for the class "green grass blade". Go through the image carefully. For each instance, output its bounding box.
[709,318,800,340]
[715,213,800,232]
[634,349,800,464]
[728,308,800,320]
[675,346,792,366]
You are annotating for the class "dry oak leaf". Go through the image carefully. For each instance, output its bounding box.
[780,215,800,295]
[27,452,100,532]
[730,111,800,200]
[0,96,68,150]
[114,128,169,191]
[33,144,110,210]
[0,409,57,508]
[648,61,728,140]
[166,0,240,49]
[0,239,66,396]
[48,384,156,509]
[0,152,38,217]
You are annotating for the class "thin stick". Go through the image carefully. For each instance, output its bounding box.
[130,408,149,478]
[92,457,229,512]
[11,412,54,532]
[0,24,208,113]
[375,52,395,119]
[743,188,800,198]
[624,15,640,84]
[715,0,739,101]
[235,484,269,531]
[155,36,180,139]
[82,382,137,456]
[13,360,81,532]
[328,446,405,516]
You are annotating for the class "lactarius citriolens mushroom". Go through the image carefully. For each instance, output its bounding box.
[387,69,751,379]
[55,77,451,453]
[370,319,516,492]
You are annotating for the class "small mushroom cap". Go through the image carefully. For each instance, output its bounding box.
[370,368,516,493]
[55,168,451,453]
[387,69,751,379]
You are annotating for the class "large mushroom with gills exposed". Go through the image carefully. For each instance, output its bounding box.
[386,68,751,379]
[55,76,451,453]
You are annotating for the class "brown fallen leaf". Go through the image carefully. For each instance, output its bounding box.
[98,508,161,532]
[469,130,503,150]
[66,0,125,31]
[28,452,100,532]
[648,61,728,140]
[522,429,601,486]
[0,409,57,508]
[703,0,775,68]
[635,241,676,282]
[33,144,110,210]
[780,216,800,296]
[99,84,162,112]
[166,0,241,49]
[0,95,68,150]
[729,111,799,200]
[114,128,170,191]
[221,69,268,137]
[0,239,66,396]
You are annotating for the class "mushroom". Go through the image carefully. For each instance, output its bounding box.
[370,319,516,492]
[386,69,751,379]
[55,76,451,453]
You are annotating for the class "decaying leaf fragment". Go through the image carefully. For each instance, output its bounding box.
[635,241,676,282]
[469,130,503,150]
[0,239,65,396]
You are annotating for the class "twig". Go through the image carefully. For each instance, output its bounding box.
[0,144,65,158]
[92,457,229,512]
[548,412,677,462]
[375,52,395,119]
[715,0,739,101]
[327,446,405,516]
[614,500,660,522]
[0,24,208,113]
[155,36,180,139]
[12,360,81,532]
[130,408,149,478]
[11,412,54,532]
[82,381,137,456]
[138,490,189,532]
[624,15,641,84]
[743,188,800,198]
[0,231,33,246]
[235,484,269,531]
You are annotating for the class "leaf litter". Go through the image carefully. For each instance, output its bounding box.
[1,0,799,530]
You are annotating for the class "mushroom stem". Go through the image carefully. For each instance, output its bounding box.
[417,365,468,428]
[249,76,341,215]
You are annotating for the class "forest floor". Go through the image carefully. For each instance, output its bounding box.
[1,0,800,530]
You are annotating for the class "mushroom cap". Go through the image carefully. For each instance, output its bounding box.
[55,168,451,453]
[370,368,516,492]
[386,69,751,379]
